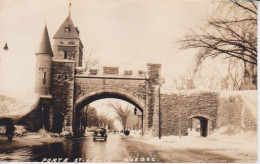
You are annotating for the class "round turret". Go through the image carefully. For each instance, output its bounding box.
[35,25,53,95]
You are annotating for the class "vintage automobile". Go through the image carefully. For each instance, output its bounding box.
[93,128,107,141]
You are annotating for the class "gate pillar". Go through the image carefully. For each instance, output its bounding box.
[146,63,161,136]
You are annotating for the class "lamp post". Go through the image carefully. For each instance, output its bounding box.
[0,42,9,92]
[0,42,9,55]
[3,42,8,51]
[0,42,8,61]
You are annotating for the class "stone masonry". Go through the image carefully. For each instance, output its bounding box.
[159,90,257,137]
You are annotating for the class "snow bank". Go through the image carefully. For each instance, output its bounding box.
[0,91,39,119]
[210,125,257,142]
[129,130,142,137]
[136,131,257,155]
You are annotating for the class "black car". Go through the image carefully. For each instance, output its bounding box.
[93,128,107,141]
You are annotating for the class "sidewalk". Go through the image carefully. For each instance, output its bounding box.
[0,135,64,151]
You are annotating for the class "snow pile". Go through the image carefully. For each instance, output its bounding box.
[0,91,40,119]
[210,125,257,142]
[135,125,257,151]
[129,130,142,137]
[188,128,200,136]
[14,125,27,137]
[137,131,256,156]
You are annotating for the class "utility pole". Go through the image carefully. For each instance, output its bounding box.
[179,95,182,138]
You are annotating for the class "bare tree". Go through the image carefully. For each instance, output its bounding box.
[80,106,99,130]
[220,59,244,90]
[172,64,202,90]
[126,112,138,130]
[179,1,257,89]
[106,118,115,130]
[97,113,108,128]
[83,47,99,71]
[97,113,115,130]
[107,102,132,132]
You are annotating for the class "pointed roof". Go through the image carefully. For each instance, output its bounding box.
[37,24,53,56]
[53,15,79,39]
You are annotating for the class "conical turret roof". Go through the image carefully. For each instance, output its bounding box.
[53,15,79,39]
[37,24,53,56]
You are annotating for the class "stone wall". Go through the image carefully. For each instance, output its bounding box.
[244,107,257,130]
[51,60,75,132]
[218,92,257,131]
[146,64,161,136]
[160,91,219,136]
[217,96,242,128]
[159,90,257,137]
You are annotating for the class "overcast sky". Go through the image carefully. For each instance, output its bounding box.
[0,0,215,93]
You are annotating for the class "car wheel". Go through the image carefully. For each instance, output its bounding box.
[104,138,107,141]
[93,138,96,141]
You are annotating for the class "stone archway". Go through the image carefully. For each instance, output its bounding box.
[76,88,146,110]
[74,89,146,136]
[188,114,213,137]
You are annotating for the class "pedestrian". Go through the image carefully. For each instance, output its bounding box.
[5,119,15,142]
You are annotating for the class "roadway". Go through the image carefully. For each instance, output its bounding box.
[0,133,235,162]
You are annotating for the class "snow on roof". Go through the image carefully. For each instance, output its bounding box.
[0,91,40,120]
[160,87,218,95]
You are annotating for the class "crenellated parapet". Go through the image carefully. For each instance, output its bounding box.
[76,66,150,79]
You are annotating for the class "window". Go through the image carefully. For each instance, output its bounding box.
[65,27,70,32]
[64,50,67,59]
[57,74,61,80]
[43,72,46,85]
[65,75,68,80]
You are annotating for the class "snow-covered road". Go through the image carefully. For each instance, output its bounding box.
[0,131,256,163]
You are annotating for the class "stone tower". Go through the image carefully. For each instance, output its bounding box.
[35,24,53,95]
[52,15,83,67]
[50,14,84,134]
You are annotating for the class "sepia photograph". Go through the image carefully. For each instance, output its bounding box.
[0,0,258,163]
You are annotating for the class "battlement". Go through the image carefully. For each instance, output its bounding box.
[77,66,147,78]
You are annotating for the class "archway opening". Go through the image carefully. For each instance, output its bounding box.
[188,116,209,137]
[52,113,64,134]
[74,92,145,137]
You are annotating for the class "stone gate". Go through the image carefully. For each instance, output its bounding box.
[16,13,257,138]
[49,61,161,136]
